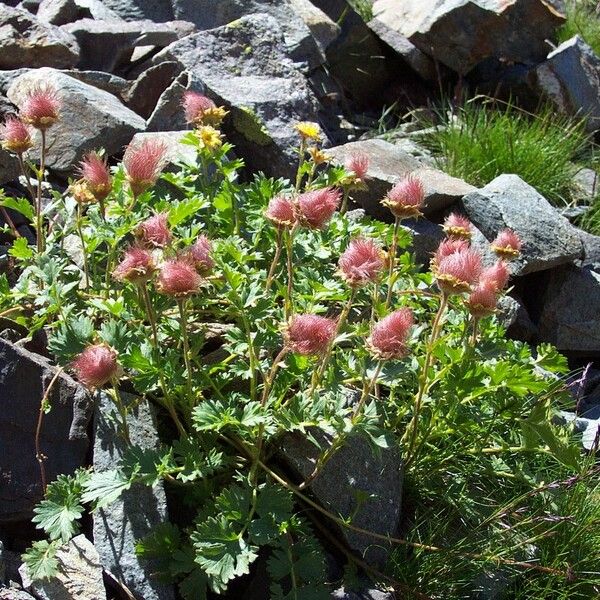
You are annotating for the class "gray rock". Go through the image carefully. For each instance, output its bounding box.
[0,338,92,522]
[62,18,188,72]
[578,228,600,268]
[93,391,174,600]
[98,0,173,22]
[529,36,600,132]
[7,68,146,173]
[0,587,37,599]
[404,217,444,268]
[63,69,130,97]
[327,139,475,219]
[171,0,326,68]
[372,0,565,75]
[460,174,583,275]
[279,428,402,567]
[154,14,321,179]
[497,295,537,342]
[0,4,79,69]
[331,588,394,600]
[573,167,598,202]
[0,69,30,94]
[129,130,197,169]
[19,535,106,600]
[124,62,181,119]
[538,264,600,354]
[0,149,20,186]
[555,410,600,451]
[37,0,121,23]
[288,0,340,54]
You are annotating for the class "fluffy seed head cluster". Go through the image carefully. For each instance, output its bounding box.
[433,242,482,295]
[79,152,112,201]
[465,285,498,318]
[345,152,370,187]
[295,121,321,141]
[182,91,227,127]
[381,174,425,219]
[284,314,337,356]
[188,235,214,274]
[443,213,473,240]
[480,261,510,293]
[492,228,522,260]
[0,116,32,154]
[137,213,172,248]
[20,86,60,130]
[297,187,341,229]
[367,308,414,360]
[338,237,385,287]
[157,258,202,298]
[123,139,168,197]
[72,343,120,389]
[265,195,296,228]
[112,246,155,284]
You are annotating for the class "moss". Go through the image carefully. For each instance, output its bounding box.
[232,106,272,146]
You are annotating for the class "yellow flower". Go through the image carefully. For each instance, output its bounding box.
[295,121,321,141]
[70,180,96,205]
[307,147,329,165]
[196,125,223,150]
[200,106,229,128]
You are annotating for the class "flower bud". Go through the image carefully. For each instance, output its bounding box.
[381,174,425,220]
[79,152,112,201]
[157,258,201,297]
[284,314,336,356]
[297,187,341,229]
[123,139,167,198]
[433,244,482,295]
[479,261,510,294]
[265,195,296,228]
[443,213,472,241]
[465,285,498,318]
[182,91,228,127]
[188,235,214,275]
[367,308,414,360]
[20,86,60,130]
[491,228,522,260]
[338,237,385,287]
[72,343,120,389]
[0,116,32,154]
[137,213,172,248]
[113,246,155,284]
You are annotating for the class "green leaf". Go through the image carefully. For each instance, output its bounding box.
[22,540,61,581]
[0,196,34,221]
[81,470,131,508]
[9,237,34,261]
[48,316,95,363]
[168,197,205,227]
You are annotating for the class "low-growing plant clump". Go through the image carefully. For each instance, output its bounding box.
[0,85,598,599]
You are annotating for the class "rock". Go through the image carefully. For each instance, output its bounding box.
[555,409,600,451]
[0,4,79,69]
[154,14,321,179]
[7,68,146,173]
[0,69,30,94]
[128,130,197,169]
[367,16,438,82]
[64,69,130,97]
[98,0,173,22]
[538,264,600,354]
[0,338,92,522]
[371,0,565,75]
[578,229,600,268]
[279,427,403,567]
[404,217,444,268]
[19,535,106,600]
[171,0,326,68]
[37,0,121,23]
[497,295,537,342]
[288,0,340,54]
[529,36,600,132]
[331,588,394,600]
[92,391,174,600]
[0,587,37,600]
[460,174,583,275]
[0,148,20,186]
[573,167,598,202]
[62,18,189,72]
[124,61,182,119]
[327,139,475,219]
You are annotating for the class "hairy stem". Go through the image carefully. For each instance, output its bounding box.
[265,227,283,293]
[178,299,194,404]
[75,203,90,288]
[384,218,400,309]
[35,129,47,253]
[284,224,298,319]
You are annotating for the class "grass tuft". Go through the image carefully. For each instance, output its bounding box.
[558,0,600,56]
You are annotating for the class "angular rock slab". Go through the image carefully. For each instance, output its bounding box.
[19,535,106,600]
[93,391,174,600]
[460,174,583,275]
[529,35,600,132]
[7,68,146,173]
[372,0,565,75]
[280,429,403,567]
[99,0,174,22]
[0,4,80,69]
[154,14,321,179]
[538,265,600,354]
[0,338,92,522]
[327,139,475,220]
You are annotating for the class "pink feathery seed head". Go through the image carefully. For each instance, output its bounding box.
[479,260,510,294]
[265,195,296,228]
[182,91,216,124]
[465,285,498,318]
[157,258,202,298]
[492,228,522,260]
[346,152,370,180]
[72,343,120,389]
[443,213,473,240]
[367,308,414,360]
[20,86,60,130]
[137,212,172,248]
[381,174,425,220]
[284,314,337,356]
[112,245,155,285]
[338,237,385,287]
[123,138,168,197]
[79,152,112,200]
[297,187,341,229]
[435,247,482,295]
[0,116,32,154]
[188,234,214,274]
[431,238,470,273]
